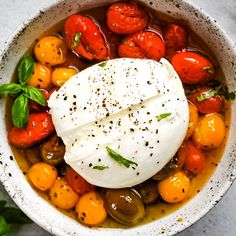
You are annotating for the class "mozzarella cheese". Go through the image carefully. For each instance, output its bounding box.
[48,58,189,188]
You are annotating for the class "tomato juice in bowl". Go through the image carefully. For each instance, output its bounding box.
[0,0,236,235]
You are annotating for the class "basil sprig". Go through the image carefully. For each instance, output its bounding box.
[0,200,32,236]
[106,146,138,168]
[0,56,46,128]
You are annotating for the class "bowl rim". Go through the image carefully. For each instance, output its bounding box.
[0,0,236,235]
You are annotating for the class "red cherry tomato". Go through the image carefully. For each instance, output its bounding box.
[189,87,224,114]
[8,112,55,148]
[163,23,187,58]
[65,167,95,195]
[171,52,215,84]
[107,1,149,34]
[182,140,206,174]
[64,15,108,60]
[118,31,165,60]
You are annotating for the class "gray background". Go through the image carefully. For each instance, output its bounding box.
[0,0,235,235]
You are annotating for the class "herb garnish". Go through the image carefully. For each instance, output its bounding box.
[197,85,222,102]
[92,165,109,170]
[0,56,46,128]
[0,200,32,236]
[71,32,82,49]
[98,61,107,68]
[106,146,138,168]
[156,112,172,121]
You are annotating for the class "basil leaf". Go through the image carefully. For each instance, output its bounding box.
[0,201,7,212]
[17,56,34,85]
[12,94,29,128]
[98,61,107,68]
[218,86,236,100]
[71,32,82,49]
[106,146,138,168]
[0,216,10,236]
[0,207,32,224]
[197,86,222,102]
[92,165,109,170]
[22,86,46,106]
[0,83,22,96]
[156,112,172,121]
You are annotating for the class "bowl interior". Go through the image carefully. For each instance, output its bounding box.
[0,0,236,235]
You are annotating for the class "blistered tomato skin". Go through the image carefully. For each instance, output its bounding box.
[107,1,149,34]
[8,112,55,148]
[163,24,188,58]
[64,15,108,60]
[192,113,226,149]
[118,31,165,60]
[171,52,215,84]
[189,87,224,114]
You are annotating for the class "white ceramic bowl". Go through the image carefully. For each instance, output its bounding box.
[0,0,236,235]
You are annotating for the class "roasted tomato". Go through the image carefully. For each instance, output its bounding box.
[188,87,224,114]
[180,140,206,174]
[64,15,108,60]
[171,51,215,84]
[107,1,149,34]
[163,23,187,58]
[118,31,165,60]
[8,112,55,148]
[65,167,95,195]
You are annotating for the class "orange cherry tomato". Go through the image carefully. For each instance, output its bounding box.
[65,167,95,195]
[118,31,165,60]
[64,15,108,61]
[107,1,149,34]
[163,23,188,58]
[180,140,206,174]
[189,87,224,114]
[8,112,55,148]
[171,51,215,84]
[192,113,225,149]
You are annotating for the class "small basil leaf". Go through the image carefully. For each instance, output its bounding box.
[156,113,172,121]
[22,86,46,106]
[17,56,34,85]
[98,61,107,68]
[197,86,222,102]
[0,83,22,96]
[106,146,138,168]
[71,32,82,49]
[92,165,109,170]
[12,94,29,128]
[0,216,10,236]
[0,201,7,212]
[1,207,32,224]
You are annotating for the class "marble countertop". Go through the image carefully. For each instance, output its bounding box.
[0,0,235,235]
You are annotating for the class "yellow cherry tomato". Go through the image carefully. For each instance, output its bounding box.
[34,36,67,66]
[76,191,107,226]
[51,67,78,87]
[27,63,52,89]
[27,162,57,191]
[185,102,198,139]
[192,113,225,149]
[49,178,79,210]
[157,171,190,203]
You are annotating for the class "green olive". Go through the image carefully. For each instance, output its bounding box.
[136,180,159,204]
[103,188,145,225]
[40,135,65,165]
